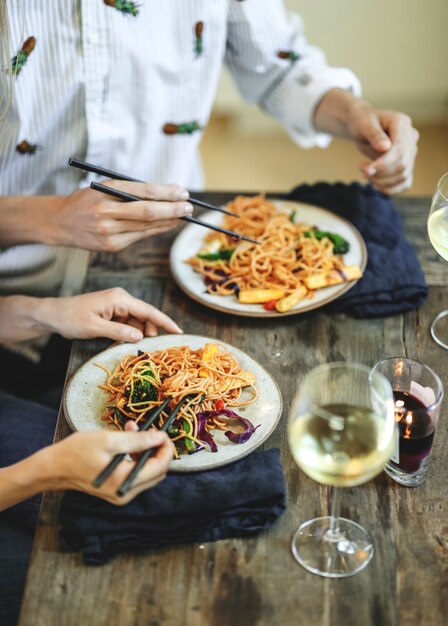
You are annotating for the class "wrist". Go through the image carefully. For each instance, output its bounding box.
[38,196,70,246]
[31,297,62,336]
[34,444,67,491]
[0,195,67,247]
[0,448,54,511]
[0,295,56,343]
[314,88,368,139]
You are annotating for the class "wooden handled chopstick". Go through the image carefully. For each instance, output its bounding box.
[92,396,173,489]
[116,394,196,497]
[68,157,239,218]
[90,181,260,245]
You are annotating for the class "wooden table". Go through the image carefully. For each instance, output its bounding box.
[19,194,448,626]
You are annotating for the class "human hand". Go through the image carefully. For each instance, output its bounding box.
[346,101,419,195]
[42,423,174,505]
[42,287,182,341]
[53,180,193,252]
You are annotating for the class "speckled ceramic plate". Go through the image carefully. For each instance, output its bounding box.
[63,335,283,473]
[170,199,367,317]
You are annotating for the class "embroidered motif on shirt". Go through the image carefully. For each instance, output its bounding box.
[16,140,40,155]
[163,121,202,135]
[194,21,204,57]
[277,51,300,63]
[11,37,36,76]
[103,0,140,16]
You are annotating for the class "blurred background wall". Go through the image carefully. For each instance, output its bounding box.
[200,0,448,195]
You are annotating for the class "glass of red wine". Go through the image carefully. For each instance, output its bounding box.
[371,357,443,486]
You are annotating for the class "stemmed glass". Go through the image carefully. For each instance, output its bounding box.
[288,362,395,578]
[427,172,448,349]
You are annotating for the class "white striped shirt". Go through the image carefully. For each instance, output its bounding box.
[0,0,360,303]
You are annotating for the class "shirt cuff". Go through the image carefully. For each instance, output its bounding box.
[262,66,362,149]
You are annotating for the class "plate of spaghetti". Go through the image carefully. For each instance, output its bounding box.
[170,195,367,317]
[63,335,283,472]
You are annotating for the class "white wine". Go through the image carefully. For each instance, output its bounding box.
[428,206,448,261]
[288,403,394,487]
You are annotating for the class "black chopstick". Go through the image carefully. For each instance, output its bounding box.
[117,394,195,497]
[90,181,260,245]
[92,396,172,489]
[68,157,239,217]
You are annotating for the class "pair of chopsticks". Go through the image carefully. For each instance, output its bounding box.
[93,394,194,497]
[69,157,259,245]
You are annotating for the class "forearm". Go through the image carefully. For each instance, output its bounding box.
[0,195,66,246]
[0,295,56,343]
[313,88,367,139]
[0,447,53,511]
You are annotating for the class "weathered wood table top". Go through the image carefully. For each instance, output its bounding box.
[19,194,448,626]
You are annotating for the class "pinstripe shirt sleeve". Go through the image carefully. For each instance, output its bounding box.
[225,0,361,148]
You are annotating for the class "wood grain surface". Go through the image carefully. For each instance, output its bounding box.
[19,194,448,626]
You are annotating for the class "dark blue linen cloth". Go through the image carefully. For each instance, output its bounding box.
[59,447,286,565]
[0,393,58,626]
[288,182,428,317]
[0,392,57,533]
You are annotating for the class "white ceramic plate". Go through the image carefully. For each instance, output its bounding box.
[63,335,283,473]
[170,200,367,317]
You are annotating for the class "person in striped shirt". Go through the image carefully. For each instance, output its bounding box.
[0,1,418,376]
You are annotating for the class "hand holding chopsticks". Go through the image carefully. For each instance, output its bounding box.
[116,394,197,497]
[92,396,173,489]
[69,157,260,245]
[90,182,259,244]
[92,394,200,497]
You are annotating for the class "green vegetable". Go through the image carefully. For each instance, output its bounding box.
[184,438,196,452]
[168,425,180,437]
[289,209,297,222]
[198,249,234,261]
[109,406,128,429]
[125,368,157,404]
[179,418,196,453]
[303,229,350,255]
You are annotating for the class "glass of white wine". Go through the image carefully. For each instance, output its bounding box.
[288,362,396,578]
[427,172,448,349]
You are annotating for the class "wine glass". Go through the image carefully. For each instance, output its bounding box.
[427,172,448,349]
[288,362,395,578]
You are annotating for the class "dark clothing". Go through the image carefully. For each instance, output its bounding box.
[0,335,71,409]
[0,393,58,626]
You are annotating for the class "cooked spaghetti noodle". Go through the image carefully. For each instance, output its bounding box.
[96,343,257,455]
[187,195,348,298]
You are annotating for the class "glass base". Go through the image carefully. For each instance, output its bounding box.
[384,461,428,487]
[431,310,448,350]
[291,516,374,578]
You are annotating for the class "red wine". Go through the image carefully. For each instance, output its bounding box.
[391,390,435,473]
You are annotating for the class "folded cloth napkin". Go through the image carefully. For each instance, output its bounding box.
[288,182,428,318]
[59,447,286,565]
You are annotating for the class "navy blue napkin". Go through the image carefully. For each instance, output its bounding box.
[59,448,286,565]
[288,182,428,317]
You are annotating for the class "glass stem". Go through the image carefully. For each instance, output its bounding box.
[327,486,341,539]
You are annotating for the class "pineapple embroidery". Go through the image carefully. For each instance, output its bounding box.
[16,140,40,155]
[163,121,202,135]
[103,0,140,16]
[194,21,204,57]
[277,50,300,63]
[11,37,36,76]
